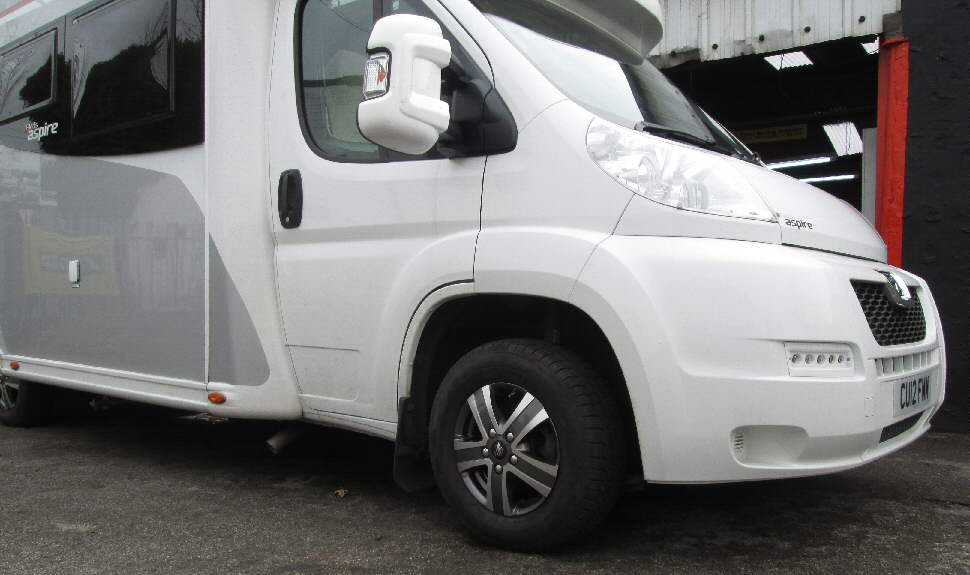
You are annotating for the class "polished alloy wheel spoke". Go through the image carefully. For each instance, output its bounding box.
[507,451,557,496]
[499,392,535,434]
[509,407,549,449]
[485,466,511,515]
[466,386,499,438]
[453,439,489,472]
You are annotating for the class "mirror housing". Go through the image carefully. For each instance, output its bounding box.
[358,14,452,155]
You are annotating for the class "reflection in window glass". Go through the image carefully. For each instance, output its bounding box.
[0,30,56,123]
[301,0,379,162]
[71,0,173,137]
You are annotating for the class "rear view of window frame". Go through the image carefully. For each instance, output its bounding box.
[0,28,57,124]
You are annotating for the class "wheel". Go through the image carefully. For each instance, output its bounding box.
[0,375,55,427]
[429,339,626,551]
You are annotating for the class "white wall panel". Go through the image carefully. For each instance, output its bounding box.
[650,0,901,67]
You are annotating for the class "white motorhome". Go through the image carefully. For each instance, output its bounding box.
[0,0,945,550]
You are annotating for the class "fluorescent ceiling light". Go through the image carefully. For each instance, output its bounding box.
[767,156,833,170]
[800,174,857,183]
[764,51,813,70]
[861,41,880,55]
[823,122,864,156]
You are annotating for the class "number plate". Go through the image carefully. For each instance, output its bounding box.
[893,373,932,417]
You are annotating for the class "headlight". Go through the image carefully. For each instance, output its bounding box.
[587,119,777,222]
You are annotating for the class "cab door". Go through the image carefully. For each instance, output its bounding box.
[268,0,489,422]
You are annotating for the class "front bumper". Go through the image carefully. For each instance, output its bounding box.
[572,236,946,483]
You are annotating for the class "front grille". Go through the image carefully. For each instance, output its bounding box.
[851,281,926,346]
[879,411,923,443]
[875,350,937,378]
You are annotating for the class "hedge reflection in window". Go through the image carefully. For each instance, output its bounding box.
[70,0,174,138]
[0,30,56,123]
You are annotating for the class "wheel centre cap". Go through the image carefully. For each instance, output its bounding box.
[491,441,507,460]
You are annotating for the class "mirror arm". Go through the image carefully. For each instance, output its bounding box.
[436,75,517,158]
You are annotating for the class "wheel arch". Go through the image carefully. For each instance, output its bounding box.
[394,291,641,490]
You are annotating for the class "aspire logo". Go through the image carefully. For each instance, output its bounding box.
[784,218,814,230]
[24,120,59,142]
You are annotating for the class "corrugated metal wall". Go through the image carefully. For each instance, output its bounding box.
[650,0,901,67]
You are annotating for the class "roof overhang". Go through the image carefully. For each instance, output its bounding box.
[529,0,665,63]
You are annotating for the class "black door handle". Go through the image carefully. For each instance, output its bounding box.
[278,169,303,229]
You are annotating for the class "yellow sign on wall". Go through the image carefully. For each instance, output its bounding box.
[23,226,119,296]
[734,124,808,144]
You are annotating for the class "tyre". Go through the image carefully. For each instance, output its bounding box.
[0,375,56,427]
[429,339,626,551]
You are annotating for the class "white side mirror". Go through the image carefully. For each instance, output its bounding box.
[357,14,452,155]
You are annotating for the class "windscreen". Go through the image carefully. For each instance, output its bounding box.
[471,0,757,161]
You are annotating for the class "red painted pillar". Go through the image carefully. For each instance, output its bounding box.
[876,37,910,267]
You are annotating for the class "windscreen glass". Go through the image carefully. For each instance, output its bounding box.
[471,0,756,160]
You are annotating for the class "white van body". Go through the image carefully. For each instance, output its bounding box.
[0,0,945,548]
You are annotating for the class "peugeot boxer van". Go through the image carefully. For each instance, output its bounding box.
[0,0,945,550]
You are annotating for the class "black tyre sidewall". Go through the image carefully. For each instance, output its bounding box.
[429,339,623,551]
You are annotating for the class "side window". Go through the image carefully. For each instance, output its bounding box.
[383,0,433,18]
[69,0,174,138]
[299,0,499,163]
[300,0,380,162]
[0,0,202,155]
[0,29,56,123]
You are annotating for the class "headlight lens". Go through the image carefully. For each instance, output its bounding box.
[587,119,777,222]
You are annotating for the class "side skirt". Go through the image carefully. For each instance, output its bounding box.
[0,355,209,412]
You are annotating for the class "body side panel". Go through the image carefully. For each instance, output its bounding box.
[202,0,303,418]
[268,0,486,424]
[474,101,633,299]
[0,148,206,382]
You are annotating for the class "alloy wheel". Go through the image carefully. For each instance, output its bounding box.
[453,382,559,517]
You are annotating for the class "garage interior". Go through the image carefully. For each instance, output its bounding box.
[663,36,880,218]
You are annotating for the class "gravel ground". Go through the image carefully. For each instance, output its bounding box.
[0,405,967,574]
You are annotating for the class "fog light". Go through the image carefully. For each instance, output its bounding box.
[785,343,854,377]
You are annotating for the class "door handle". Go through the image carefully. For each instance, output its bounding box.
[278,169,303,229]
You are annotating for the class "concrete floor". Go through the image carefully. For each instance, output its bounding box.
[0,405,967,575]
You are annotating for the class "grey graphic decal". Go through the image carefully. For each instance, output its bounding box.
[209,238,270,386]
